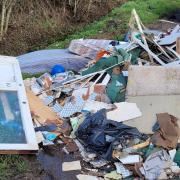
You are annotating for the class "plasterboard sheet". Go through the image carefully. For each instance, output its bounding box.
[127,66,180,96]
[106,102,142,122]
[124,95,180,134]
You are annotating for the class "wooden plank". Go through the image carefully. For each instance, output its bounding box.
[0,150,38,154]
[176,37,180,55]
[131,9,154,63]
[26,88,60,124]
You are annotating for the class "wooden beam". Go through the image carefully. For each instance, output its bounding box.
[176,37,180,55]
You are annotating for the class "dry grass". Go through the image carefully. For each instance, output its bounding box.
[0,0,123,56]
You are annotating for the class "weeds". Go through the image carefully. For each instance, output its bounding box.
[0,155,28,180]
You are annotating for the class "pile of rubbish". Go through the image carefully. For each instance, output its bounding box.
[23,9,180,179]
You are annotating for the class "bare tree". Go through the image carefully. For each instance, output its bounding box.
[0,0,16,41]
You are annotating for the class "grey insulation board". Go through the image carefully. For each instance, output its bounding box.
[127,66,180,96]
[125,65,180,134]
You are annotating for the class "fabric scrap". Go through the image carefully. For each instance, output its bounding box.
[174,149,180,166]
[70,115,85,138]
[151,113,180,149]
[35,124,57,132]
[106,73,127,103]
[139,149,172,180]
[82,48,129,76]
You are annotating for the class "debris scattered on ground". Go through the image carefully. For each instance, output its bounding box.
[1,8,180,179]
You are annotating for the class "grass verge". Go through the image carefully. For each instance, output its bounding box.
[49,0,180,49]
[0,155,28,180]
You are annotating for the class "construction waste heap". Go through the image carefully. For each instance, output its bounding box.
[0,9,180,180]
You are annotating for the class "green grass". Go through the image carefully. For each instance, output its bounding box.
[49,0,180,49]
[22,72,44,79]
[0,155,28,180]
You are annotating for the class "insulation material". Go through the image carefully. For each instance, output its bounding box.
[17,49,90,74]
[26,89,61,124]
[127,66,180,96]
[125,66,180,134]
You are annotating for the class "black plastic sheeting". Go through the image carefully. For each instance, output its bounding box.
[76,109,147,160]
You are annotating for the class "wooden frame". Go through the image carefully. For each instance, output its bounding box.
[0,56,38,153]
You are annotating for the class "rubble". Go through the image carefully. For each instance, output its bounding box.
[0,8,179,179]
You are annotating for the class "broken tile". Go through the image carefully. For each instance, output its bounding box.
[118,155,142,164]
[104,171,122,180]
[62,160,81,171]
[76,174,99,180]
[114,162,133,178]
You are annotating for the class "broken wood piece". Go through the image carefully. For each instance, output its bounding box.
[26,88,60,124]
[36,131,45,144]
[130,9,154,63]
[134,36,166,65]
[166,46,180,60]
[176,37,180,55]
[132,139,150,149]
[159,19,178,25]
